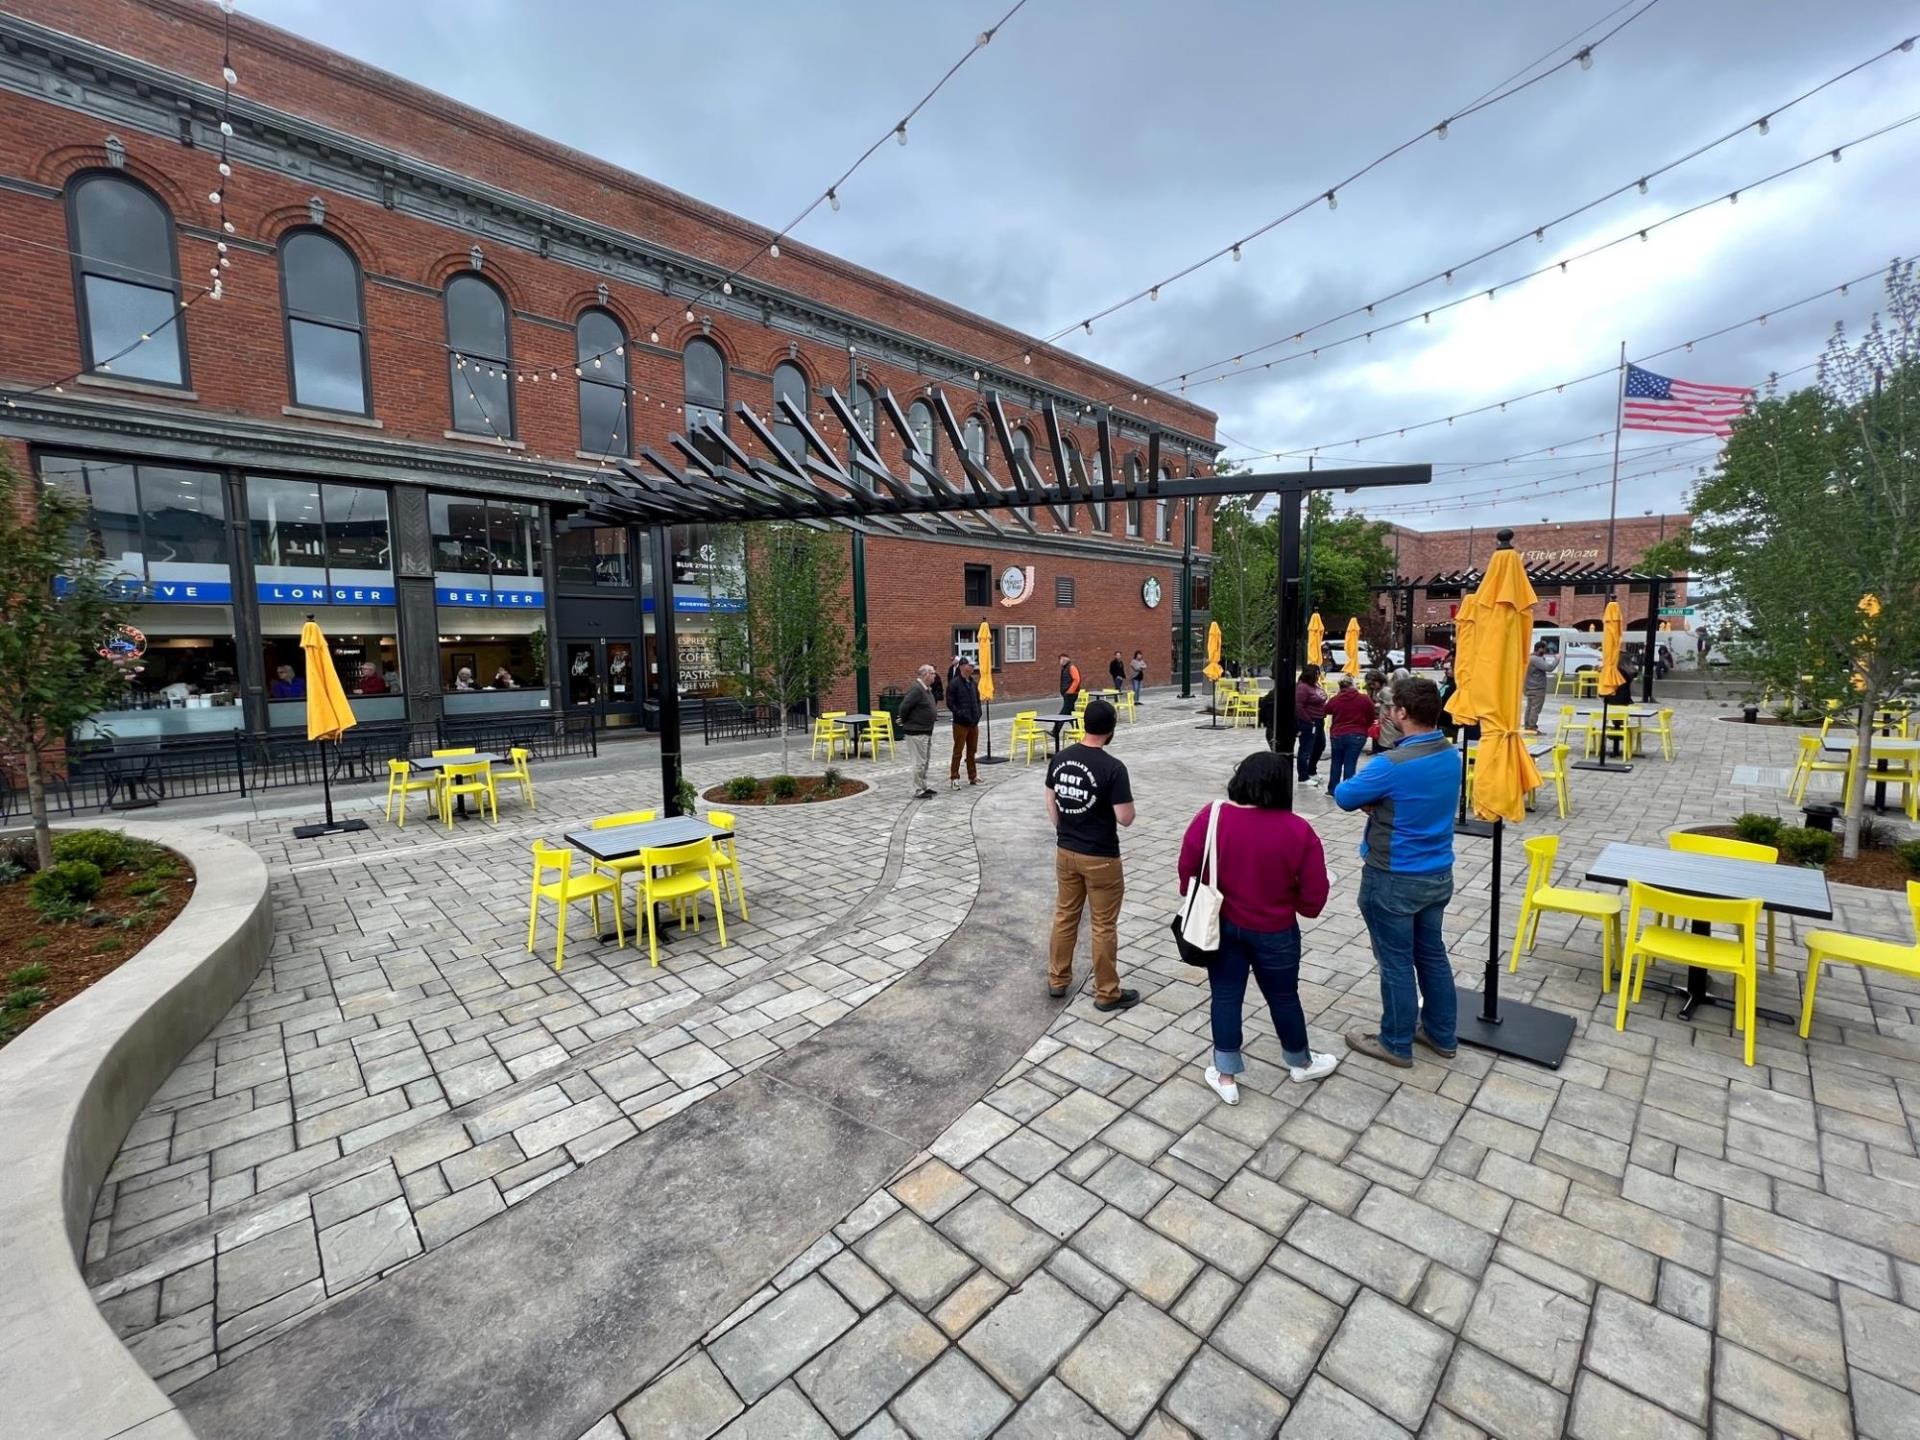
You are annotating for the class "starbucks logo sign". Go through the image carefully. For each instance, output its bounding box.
[1142,577,1163,609]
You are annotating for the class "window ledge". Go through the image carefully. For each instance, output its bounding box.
[576,450,632,464]
[74,373,198,401]
[442,429,526,451]
[283,405,383,429]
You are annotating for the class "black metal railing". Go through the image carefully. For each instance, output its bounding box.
[0,711,597,818]
[699,699,812,745]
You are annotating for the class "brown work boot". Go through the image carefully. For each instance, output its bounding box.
[1344,1029,1413,1069]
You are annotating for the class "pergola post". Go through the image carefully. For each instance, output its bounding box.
[1272,491,1305,804]
[1180,494,1195,698]
[1642,579,1659,703]
[649,524,684,815]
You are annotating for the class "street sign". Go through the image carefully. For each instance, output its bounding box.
[1659,606,1696,617]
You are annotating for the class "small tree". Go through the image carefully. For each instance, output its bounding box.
[1304,493,1398,624]
[710,522,861,773]
[0,456,133,867]
[1209,498,1276,674]
[1681,261,1920,858]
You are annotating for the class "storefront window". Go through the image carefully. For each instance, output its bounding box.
[554,524,632,588]
[72,605,243,740]
[261,606,402,728]
[430,493,548,710]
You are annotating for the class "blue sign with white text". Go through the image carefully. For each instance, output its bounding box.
[436,586,546,609]
[642,595,746,614]
[55,575,233,604]
[256,583,395,606]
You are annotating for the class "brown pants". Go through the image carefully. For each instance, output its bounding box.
[949,723,979,782]
[1050,848,1125,1002]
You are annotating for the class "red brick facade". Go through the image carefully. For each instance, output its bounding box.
[0,0,1216,721]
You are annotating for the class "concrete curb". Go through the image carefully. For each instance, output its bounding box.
[0,820,273,1440]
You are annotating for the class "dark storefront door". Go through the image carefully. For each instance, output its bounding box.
[564,637,640,728]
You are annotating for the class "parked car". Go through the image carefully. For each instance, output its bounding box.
[1409,644,1450,669]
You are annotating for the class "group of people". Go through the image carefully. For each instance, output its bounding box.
[1283,664,1421,795]
[269,660,396,699]
[1059,650,1148,713]
[1046,676,1460,1084]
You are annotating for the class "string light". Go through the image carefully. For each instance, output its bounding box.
[1577,47,1593,70]
[895,123,908,146]
[1326,191,1338,211]
[1434,121,1449,140]
[827,188,840,211]
[1757,115,1771,135]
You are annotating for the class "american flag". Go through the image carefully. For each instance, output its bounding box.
[1621,363,1752,437]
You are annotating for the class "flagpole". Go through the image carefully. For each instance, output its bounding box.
[1604,339,1626,567]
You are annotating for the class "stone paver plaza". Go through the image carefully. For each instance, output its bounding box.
[85,697,1920,1437]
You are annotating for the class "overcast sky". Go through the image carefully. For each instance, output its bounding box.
[243,0,1916,532]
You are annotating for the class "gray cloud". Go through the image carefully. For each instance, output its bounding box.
[244,0,1917,530]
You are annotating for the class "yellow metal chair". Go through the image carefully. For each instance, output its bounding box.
[1787,735,1851,804]
[1011,711,1046,764]
[1852,743,1920,821]
[431,746,476,758]
[1530,743,1573,820]
[1511,835,1623,991]
[1600,707,1638,760]
[812,712,852,761]
[635,838,728,967]
[1668,832,1777,974]
[384,758,440,827]
[704,809,747,919]
[1225,691,1261,728]
[1063,715,1087,746]
[1115,689,1136,723]
[1617,881,1763,1065]
[1574,671,1600,699]
[1073,689,1091,715]
[500,746,536,808]
[862,711,896,760]
[527,840,624,971]
[439,758,498,828]
[588,809,659,908]
[1648,708,1677,762]
[1800,881,1920,1036]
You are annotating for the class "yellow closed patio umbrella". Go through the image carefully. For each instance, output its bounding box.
[1343,616,1363,679]
[1598,600,1625,695]
[1854,594,1879,692]
[1445,592,1481,726]
[1465,550,1542,823]
[294,617,369,839]
[1204,621,1223,682]
[1307,612,1326,672]
[976,620,995,703]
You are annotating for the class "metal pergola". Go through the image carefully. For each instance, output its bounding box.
[1371,563,1690,703]
[568,385,1432,813]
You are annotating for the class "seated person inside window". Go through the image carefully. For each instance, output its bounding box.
[270,664,304,699]
[491,667,517,690]
[356,662,389,695]
[454,667,476,692]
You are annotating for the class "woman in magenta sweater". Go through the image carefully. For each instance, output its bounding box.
[1177,751,1339,1105]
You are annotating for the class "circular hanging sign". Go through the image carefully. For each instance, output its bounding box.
[1142,577,1163,609]
[99,624,147,661]
[998,565,1028,602]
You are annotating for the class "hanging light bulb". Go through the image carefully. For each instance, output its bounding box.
[1023,352,1032,365]
[219,256,230,268]
[217,161,231,177]
[219,120,234,137]
[827,188,840,212]
[649,329,659,344]
[1435,120,1449,140]
[769,241,780,257]
[1840,283,1850,296]
[1443,270,1453,286]
[1326,191,1338,210]
[592,356,602,368]
[1638,230,1648,242]
[222,64,238,85]
[1576,47,1593,70]
[531,371,540,382]
[895,123,908,146]
[721,281,732,295]
[1231,244,1241,262]
[1831,148,1843,163]
[684,308,694,323]
[614,345,623,357]
[208,190,222,204]
[1636,178,1648,195]
[209,266,221,278]
[222,220,235,233]
[1729,191,1739,205]
[550,370,558,381]
[1533,229,1544,243]
[1757,115,1770,135]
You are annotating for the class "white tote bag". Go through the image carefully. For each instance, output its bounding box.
[1172,801,1225,966]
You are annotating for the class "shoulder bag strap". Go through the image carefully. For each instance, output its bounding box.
[1201,801,1223,886]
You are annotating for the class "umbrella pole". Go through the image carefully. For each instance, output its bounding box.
[978,696,1007,765]
[1456,816,1575,1067]
[322,739,336,826]
[1572,689,1634,773]
[1454,727,1494,838]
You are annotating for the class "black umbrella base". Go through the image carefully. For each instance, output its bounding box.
[976,755,1011,766]
[1570,759,1634,773]
[1457,998,1576,1069]
[293,818,371,840]
[1454,818,1497,838]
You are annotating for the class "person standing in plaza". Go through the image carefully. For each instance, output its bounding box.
[1523,641,1555,733]
[1109,651,1126,692]
[1325,674,1375,796]
[898,664,939,800]
[1332,675,1460,1068]
[1376,666,1411,750]
[1179,750,1340,1105]
[1059,653,1082,715]
[1294,664,1329,789]
[1130,649,1147,704]
[946,657,982,789]
[1046,699,1139,1012]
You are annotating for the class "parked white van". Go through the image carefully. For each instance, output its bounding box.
[1530,628,1604,677]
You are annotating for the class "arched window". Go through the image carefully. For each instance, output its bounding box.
[576,309,628,455]
[907,399,936,462]
[963,415,986,467]
[445,273,512,437]
[853,381,877,440]
[67,172,187,385]
[683,337,727,464]
[1011,426,1034,468]
[772,361,809,461]
[1091,450,1110,530]
[280,228,367,414]
[1157,467,1172,541]
[1125,456,1143,536]
[1062,438,1082,529]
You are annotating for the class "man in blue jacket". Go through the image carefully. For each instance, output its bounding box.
[1331,675,1459,1067]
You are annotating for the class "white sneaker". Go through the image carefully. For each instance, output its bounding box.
[1204,1065,1240,1105]
[1300,777,1321,790]
[1288,1051,1340,1084]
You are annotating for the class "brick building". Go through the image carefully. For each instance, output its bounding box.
[1385,512,1691,640]
[0,0,1217,745]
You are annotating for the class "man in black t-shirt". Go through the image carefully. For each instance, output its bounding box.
[1045,699,1139,1011]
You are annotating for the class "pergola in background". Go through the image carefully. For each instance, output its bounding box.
[1372,563,1691,701]
[570,386,1432,812]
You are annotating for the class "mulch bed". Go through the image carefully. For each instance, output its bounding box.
[0,841,194,1047]
[1688,824,1914,891]
[701,776,869,806]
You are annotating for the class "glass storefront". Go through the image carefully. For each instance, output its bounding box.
[248,475,403,727]
[44,455,245,738]
[431,493,549,714]
[553,524,632,588]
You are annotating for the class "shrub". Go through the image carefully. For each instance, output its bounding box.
[1777,826,1836,867]
[1732,813,1784,846]
[9,964,49,986]
[52,830,133,874]
[1897,839,1920,876]
[126,876,160,896]
[768,774,800,800]
[0,859,24,885]
[0,835,38,876]
[821,767,845,795]
[3,985,49,1012]
[675,774,699,818]
[724,775,759,801]
[28,859,101,915]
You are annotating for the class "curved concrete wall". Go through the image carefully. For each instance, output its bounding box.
[0,820,272,1440]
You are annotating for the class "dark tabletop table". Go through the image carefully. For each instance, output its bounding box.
[1584,841,1832,1025]
[1036,714,1078,753]
[410,752,504,817]
[565,815,730,944]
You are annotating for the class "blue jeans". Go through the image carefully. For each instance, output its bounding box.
[1328,733,1365,793]
[1209,919,1312,1072]
[1131,677,1143,702]
[1357,866,1458,1059]
[1295,720,1326,780]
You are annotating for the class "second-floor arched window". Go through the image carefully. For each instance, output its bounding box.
[771,360,809,461]
[67,172,187,385]
[1126,456,1143,536]
[445,273,512,437]
[280,228,368,414]
[963,415,986,467]
[576,309,628,455]
[1062,438,1082,529]
[683,337,726,464]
